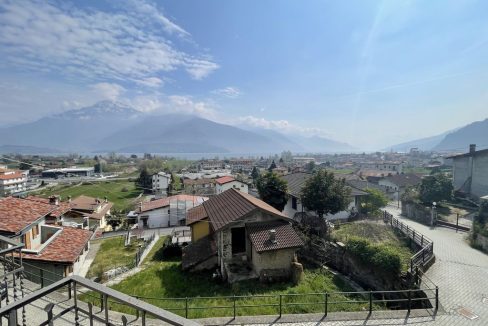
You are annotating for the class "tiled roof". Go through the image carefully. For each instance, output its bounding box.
[183,178,215,186]
[25,196,71,218]
[199,188,288,231]
[139,195,208,213]
[215,176,235,185]
[281,172,364,198]
[70,195,106,211]
[0,197,54,234]
[182,234,217,270]
[86,202,113,220]
[0,172,24,180]
[21,227,92,264]
[247,221,304,253]
[383,174,422,187]
[186,205,208,225]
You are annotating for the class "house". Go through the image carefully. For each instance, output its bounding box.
[448,144,488,201]
[152,172,172,196]
[215,176,249,194]
[25,195,72,225]
[359,161,404,173]
[228,159,255,173]
[66,195,113,230]
[183,188,304,283]
[0,168,27,196]
[0,197,92,284]
[281,172,368,221]
[182,178,215,195]
[378,173,423,201]
[137,195,208,229]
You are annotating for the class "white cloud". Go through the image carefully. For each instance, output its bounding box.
[90,83,125,101]
[237,115,333,138]
[135,77,164,88]
[0,0,218,82]
[168,95,217,117]
[212,86,241,98]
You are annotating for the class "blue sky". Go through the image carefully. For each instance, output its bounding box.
[1,0,488,150]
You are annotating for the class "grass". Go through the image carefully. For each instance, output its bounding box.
[332,221,414,271]
[80,238,378,318]
[86,236,143,279]
[34,180,140,211]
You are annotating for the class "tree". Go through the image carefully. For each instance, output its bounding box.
[256,172,288,211]
[136,167,152,192]
[170,173,182,193]
[300,170,351,218]
[305,161,316,173]
[418,173,453,204]
[268,160,277,172]
[360,188,388,216]
[251,166,260,186]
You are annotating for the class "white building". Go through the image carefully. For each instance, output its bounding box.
[281,172,367,221]
[359,161,404,173]
[137,195,208,229]
[215,176,249,194]
[378,174,422,201]
[0,168,27,196]
[152,172,172,196]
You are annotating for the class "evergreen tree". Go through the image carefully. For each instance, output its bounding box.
[256,172,288,211]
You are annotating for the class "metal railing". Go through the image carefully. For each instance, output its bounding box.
[80,287,438,320]
[383,211,434,273]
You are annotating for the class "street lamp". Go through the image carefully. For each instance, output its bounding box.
[431,202,437,227]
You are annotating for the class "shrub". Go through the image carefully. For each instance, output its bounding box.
[345,237,402,275]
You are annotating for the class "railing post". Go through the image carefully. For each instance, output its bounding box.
[40,269,44,288]
[324,293,328,317]
[73,282,79,326]
[185,297,189,319]
[233,295,236,319]
[100,293,104,313]
[407,290,411,313]
[88,303,94,326]
[44,303,54,326]
[369,291,373,314]
[68,282,72,300]
[8,309,18,326]
[141,310,146,326]
[435,287,439,311]
[421,235,424,247]
[103,294,109,324]
[121,316,128,326]
[279,294,282,317]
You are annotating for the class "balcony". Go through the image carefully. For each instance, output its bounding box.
[0,235,199,325]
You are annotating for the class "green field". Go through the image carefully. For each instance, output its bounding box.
[332,221,414,271]
[87,237,143,280]
[80,238,376,318]
[34,180,140,211]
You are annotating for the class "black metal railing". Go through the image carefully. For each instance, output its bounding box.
[383,211,434,273]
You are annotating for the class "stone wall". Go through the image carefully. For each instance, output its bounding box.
[401,201,432,225]
[252,247,296,275]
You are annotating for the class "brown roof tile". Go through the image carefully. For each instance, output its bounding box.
[0,197,54,234]
[215,176,235,185]
[201,188,288,231]
[247,221,304,253]
[186,205,208,225]
[25,196,71,218]
[21,227,92,264]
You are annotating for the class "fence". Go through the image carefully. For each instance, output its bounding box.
[383,211,434,273]
[81,287,439,320]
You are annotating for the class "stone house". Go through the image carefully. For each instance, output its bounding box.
[448,144,488,201]
[183,189,303,283]
[0,197,91,285]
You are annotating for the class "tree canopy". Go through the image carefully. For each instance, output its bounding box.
[360,188,388,216]
[256,172,288,211]
[418,173,453,204]
[268,160,277,172]
[300,170,351,218]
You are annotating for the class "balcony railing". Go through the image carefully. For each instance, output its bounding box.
[0,235,199,325]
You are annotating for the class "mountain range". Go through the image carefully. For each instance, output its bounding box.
[386,118,488,152]
[0,101,356,154]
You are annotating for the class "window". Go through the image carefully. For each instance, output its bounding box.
[292,197,298,210]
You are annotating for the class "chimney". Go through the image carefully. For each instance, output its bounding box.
[49,195,59,206]
[269,229,277,244]
[469,144,476,154]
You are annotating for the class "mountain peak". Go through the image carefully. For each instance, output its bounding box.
[54,101,141,120]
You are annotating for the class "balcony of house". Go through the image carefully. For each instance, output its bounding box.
[0,234,200,325]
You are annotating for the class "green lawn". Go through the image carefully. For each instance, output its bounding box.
[80,238,377,318]
[86,237,143,280]
[332,221,414,271]
[34,180,140,211]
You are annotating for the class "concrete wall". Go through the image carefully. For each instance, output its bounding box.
[472,154,488,198]
[252,247,295,275]
[453,156,472,192]
[191,220,210,242]
[22,260,66,286]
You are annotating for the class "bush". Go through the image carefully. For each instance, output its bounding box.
[346,236,402,274]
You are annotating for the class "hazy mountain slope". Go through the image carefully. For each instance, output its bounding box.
[0,101,143,152]
[384,132,449,152]
[292,135,357,153]
[433,118,488,151]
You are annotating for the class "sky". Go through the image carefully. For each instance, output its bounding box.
[1,0,488,150]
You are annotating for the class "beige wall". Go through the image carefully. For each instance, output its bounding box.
[252,247,296,275]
